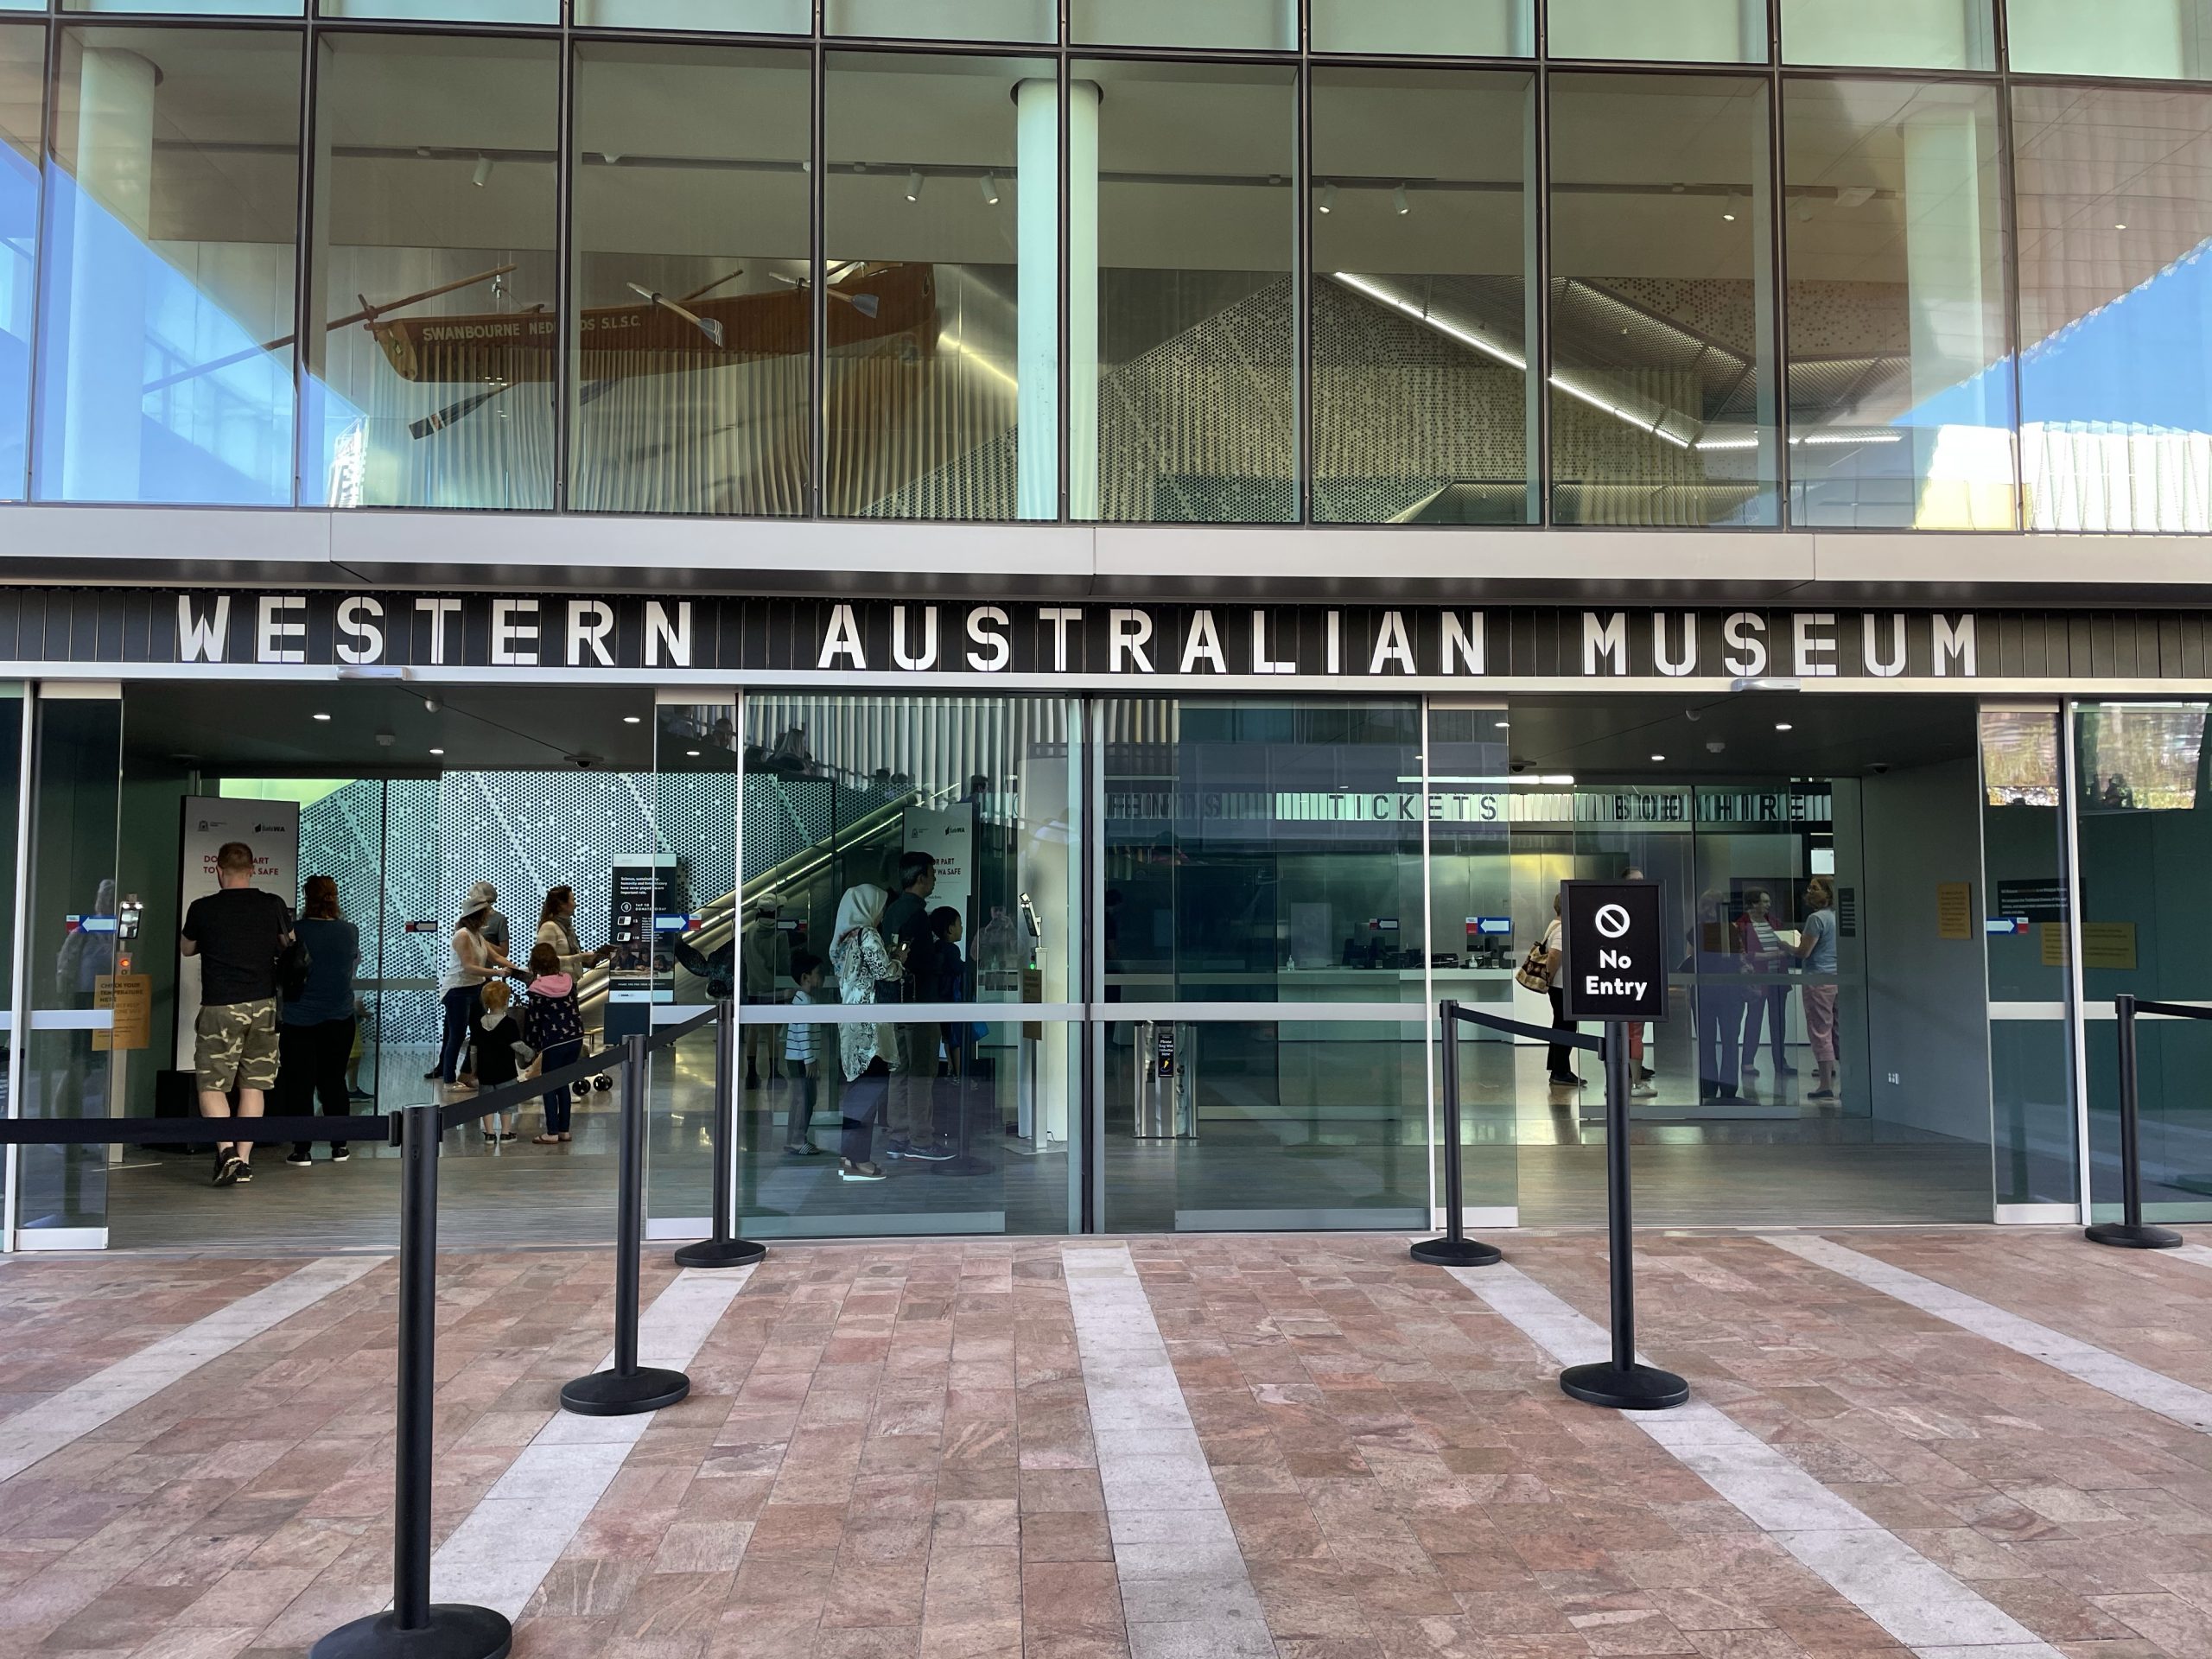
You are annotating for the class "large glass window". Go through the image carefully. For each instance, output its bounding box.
[1085,59,1295,524]
[1073,0,1294,50]
[572,43,809,518]
[1548,73,1777,525]
[1548,0,1765,63]
[827,0,1054,41]
[1311,0,1529,55]
[580,0,806,25]
[825,53,1049,522]
[1311,67,1536,525]
[2007,0,2212,79]
[1783,79,2012,530]
[2013,85,2212,534]
[0,26,35,498]
[321,0,553,22]
[1781,0,1993,69]
[304,35,558,511]
[35,28,299,506]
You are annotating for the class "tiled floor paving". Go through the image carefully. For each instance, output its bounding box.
[3,1228,2212,1656]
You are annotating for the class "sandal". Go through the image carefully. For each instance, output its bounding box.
[556,1133,572,1142]
[532,1134,560,1145]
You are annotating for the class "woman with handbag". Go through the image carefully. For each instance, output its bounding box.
[280,875,357,1166]
[1540,893,1582,1086]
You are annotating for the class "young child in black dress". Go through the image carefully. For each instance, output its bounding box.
[474,980,524,1143]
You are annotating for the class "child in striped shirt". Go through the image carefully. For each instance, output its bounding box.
[784,950,824,1155]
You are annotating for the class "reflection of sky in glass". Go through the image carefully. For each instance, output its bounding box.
[0,141,31,500]
[34,165,292,505]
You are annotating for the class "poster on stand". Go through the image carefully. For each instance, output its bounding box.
[607,854,676,1004]
[901,806,975,938]
[174,796,298,1071]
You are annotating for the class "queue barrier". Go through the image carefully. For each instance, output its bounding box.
[0,998,764,1659]
[2085,993,2190,1251]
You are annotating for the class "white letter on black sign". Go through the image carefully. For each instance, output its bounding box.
[965,607,1009,672]
[1109,609,1154,674]
[1440,612,1484,675]
[337,596,384,665]
[257,595,306,664]
[1655,612,1696,677]
[492,598,539,666]
[892,605,939,671]
[1041,607,1083,672]
[1862,612,1906,677]
[819,603,866,670]
[567,600,614,667]
[178,594,230,663]
[645,600,691,667]
[1722,611,1767,677]
[1325,611,1342,676]
[1369,610,1415,675]
[416,597,462,666]
[1179,610,1226,674]
[1583,612,1627,676]
[1250,610,1294,675]
[1793,612,1837,677]
[1933,613,1976,677]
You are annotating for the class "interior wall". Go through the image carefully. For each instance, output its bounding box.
[1859,754,1991,1143]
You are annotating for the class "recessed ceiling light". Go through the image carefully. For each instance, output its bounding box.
[1650,753,1666,761]
[1494,720,1510,729]
[429,747,444,755]
[622,715,640,724]
[2115,221,2128,230]
[312,712,331,721]
[1774,721,1794,731]
[686,749,702,757]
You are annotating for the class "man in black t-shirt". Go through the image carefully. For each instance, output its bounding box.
[880,850,949,1161]
[181,841,293,1187]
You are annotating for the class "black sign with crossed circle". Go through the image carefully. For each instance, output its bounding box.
[1560,880,1669,1021]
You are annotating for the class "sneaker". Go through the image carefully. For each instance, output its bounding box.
[331,1146,351,1162]
[1548,1073,1583,1088]
[233,1162,253,1185]
[213,1154,243,1187]
[785,1142,819,1157]
[903,1142,957,1162]
[422,1068,443,1081]
[838,1160,887,1182]
[1630,1082,1657,1099]
[1740,1065,1760,1077]
[882,1140,913,1161]
[285,1150,314,1166]
[1775,1064,1800,1077]
[1808,1087,1836,1101]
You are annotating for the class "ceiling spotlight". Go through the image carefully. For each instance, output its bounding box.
[471,153,493,189]
[1774,721,1794,732]
[1721,194,1739,222]
[1494,720,1510,729]
[1318,181,1336,214]
[905,169,924,202]
[1649,753,1667,762]
[1392,182,1410,216]
[312,712,331,721]
[686,749,702,757]
[980,172,1000,205]
[429,747,445,756]
[622,715,640,724]
[2115,221,2127,230]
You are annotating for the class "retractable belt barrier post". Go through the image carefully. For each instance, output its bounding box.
[1410,999,1505,1268]
[562,1033,691,1416]
[313,1103,511,1659]
[2085,993,2185,1250]
[675,1000,767,1268]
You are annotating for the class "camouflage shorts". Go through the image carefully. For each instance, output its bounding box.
[194,998,280,1093]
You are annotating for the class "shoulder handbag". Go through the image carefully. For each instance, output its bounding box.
[1513,938,1554,995]
[277,936,314,1002]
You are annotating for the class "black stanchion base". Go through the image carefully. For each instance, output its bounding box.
[1560,1361,1689,1411]
[559,1365,690,1417]
[2085,1221,2184,1250]
[1409,1236,1503,1268]
[671,1236,767,1268]
[310,1604,512,1659]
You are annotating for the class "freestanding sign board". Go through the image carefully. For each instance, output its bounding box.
[1559,881,1667,1022]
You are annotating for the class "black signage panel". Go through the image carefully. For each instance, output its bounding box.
[1560,880,1668,1022]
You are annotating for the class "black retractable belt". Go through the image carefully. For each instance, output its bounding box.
[674,999,766,1269]
[1409,999,1503,1268]
[312,1103,511,1659]
[2084,993,2184,1250]
[562,1033,691,1415]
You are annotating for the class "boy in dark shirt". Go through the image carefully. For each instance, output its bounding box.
[181,841,293,1186]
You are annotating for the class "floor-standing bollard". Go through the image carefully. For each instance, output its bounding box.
[313,1103,512,1659]
[1411,1001,1503,1267]
[1559,1027,1688,1410]
[563,1034,692,1415]
[675,1001,767,1268]
[2086,994,2183,1249]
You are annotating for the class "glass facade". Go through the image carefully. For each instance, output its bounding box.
[0,5,2191,525]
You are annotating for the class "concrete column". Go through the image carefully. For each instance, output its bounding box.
[59,46,156,501]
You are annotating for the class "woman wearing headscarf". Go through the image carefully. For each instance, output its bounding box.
[829,882,895,1182]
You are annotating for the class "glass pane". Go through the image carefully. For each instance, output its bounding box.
[0,27,36,497]
[573,42,809,517]
[828,0,1054,41]
[67,0,299,12]
[2014,85,2212,533]
[2008,0,2212,79]
[1086,58,1295,524]
[304,35,558,511]
[1783,0,1993,67]
[1102,698,1426,1003]
[1102,1020,1432,1232]
[2073,702,2212,1221]
[321,0,555,21]
[35,28,299,506]
[1785,79,2012,529]
[824,53,1049,521]
[1548,0,1764,62]
[1548,73,1778,525]
[1312,0,1530,54]
[19,694,119,1240]
[1980,708,2074,1208]
[582,0,807,27]
[1313,67,1535,525]
[1074,0,1294,48]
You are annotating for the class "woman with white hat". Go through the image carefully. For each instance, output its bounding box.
[428,883,518,1089]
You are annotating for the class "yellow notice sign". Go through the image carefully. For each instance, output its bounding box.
[92,974,150,1052]
[2040,924,2069,967]
[2038,923,2139,971]
[1936,882,1974,941]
